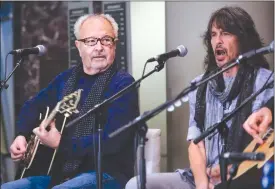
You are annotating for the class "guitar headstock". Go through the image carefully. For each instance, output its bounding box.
[55,89,83,117]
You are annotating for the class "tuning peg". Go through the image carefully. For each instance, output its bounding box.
[73,109,79,114]
[64,112,70,117]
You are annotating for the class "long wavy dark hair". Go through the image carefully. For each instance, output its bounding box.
[203,6,270,71]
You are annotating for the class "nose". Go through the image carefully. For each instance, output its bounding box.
[94,40,104,51]
[216,33,223,44]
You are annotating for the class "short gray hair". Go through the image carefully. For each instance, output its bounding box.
[74,13,119,39]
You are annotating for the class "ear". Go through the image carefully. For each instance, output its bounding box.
[114,39,118,50]
[75,40,82,56]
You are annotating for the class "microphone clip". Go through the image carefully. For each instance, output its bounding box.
[155,59,166,72]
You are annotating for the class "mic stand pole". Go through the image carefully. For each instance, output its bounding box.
[96,109,104,189]
[218,122,229,184]
[226,163,239,189]
[137,121,148,189]
[0,57,24,92]
[65,61,166,189]
[136,59,165,189]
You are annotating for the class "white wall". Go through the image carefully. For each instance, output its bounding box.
[129,2,167,171]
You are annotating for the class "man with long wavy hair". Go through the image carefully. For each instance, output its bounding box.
[126,6,273,189]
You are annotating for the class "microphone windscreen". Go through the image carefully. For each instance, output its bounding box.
[177,45,188,57]
[36,45,47,56]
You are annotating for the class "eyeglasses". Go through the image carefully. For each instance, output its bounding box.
[77,36,117,46]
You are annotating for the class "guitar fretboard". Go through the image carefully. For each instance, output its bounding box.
[254,127,274,151]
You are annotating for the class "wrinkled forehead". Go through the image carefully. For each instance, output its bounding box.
[79,16,115,39]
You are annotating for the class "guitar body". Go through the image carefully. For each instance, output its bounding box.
[15,112,67,179]
[215,164,265,189]
[15,145,55,179]
[215,128,274,189]
[15,89,82,180]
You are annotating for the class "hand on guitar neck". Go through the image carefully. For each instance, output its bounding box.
[32,119,61,149]
[243,107,273,144]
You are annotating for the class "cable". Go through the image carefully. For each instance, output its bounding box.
[4,53,9,80]
[141,61,150,78]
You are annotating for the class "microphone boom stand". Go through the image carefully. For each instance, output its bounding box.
[0,57,24,92]
[109,59,273,188]
[109,59,242,189]
[64,61,166,189]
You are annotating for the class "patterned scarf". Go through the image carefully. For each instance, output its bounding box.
[194,64,257,157]
[50,63,117,185]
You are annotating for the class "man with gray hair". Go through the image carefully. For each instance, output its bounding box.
[2,13,139,189]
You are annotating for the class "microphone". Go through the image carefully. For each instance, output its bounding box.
[147,45,188,63]
[9,45,47,56]
[237,40,274,61]
[223,152,265,162]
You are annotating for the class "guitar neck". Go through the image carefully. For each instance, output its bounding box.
[40,89,83,129]
[42,108,58,129]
